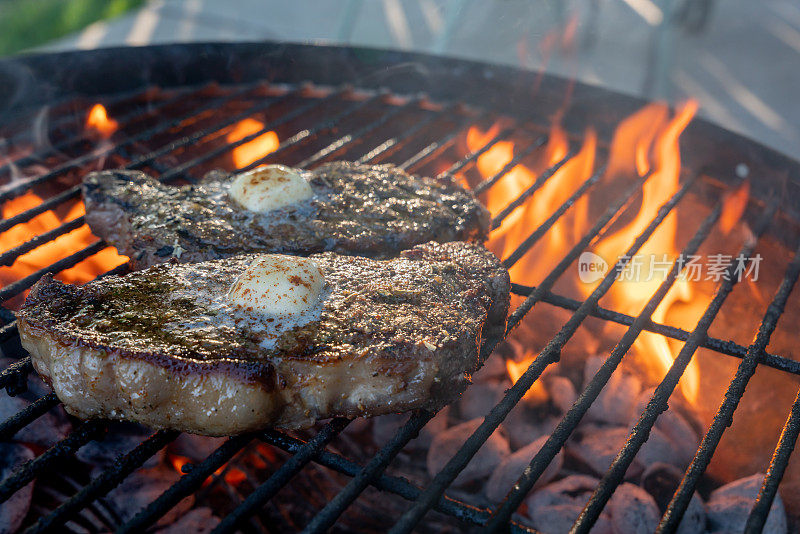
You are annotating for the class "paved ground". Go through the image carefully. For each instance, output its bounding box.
[38,0,800,159]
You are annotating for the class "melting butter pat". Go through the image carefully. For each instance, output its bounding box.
[228,164,312,213]
[228,255,325,316]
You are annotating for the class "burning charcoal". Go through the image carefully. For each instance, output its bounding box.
[525,475,614,534]
[632,389,699,467]
[568,425,680,479]
[640,463,706,534]
[78,422,165,469]
[0,443,34,534]
[169,433,227,462]
[547,376,577,414]
[485,435,563,503]
[502,401,560,451]
[156,507,219,533]
[459,380,510,421]
[606,483,660,534]
[427,418,510,486]
[0,393,70,448]
[706,473,787,534]
[106,465,194,525]
[584,356,642,426]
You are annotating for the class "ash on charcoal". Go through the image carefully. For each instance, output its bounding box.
[706,473,787,534]
[106,465,193,526]
[0,393,70,448]
[567,425,680,479]
[78,422,164,469]
[155,507,219,534]
[584,356,642,426]
[525,475,614,534]
[631,388,700,467]
[459,380,510,421]
[606,483,660,534]
[485,435,562,503]
[427,418,509,487]
[502,402,559,451]
[640,463,706,534]
[547,376,577,414]
[0,443,34,534]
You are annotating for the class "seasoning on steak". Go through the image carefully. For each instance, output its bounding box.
[83,161,490,269]
[17,242,510,435]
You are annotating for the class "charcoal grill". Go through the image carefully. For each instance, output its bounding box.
[1,42,800,533]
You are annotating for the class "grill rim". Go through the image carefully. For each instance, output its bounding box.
[0,42,799,533]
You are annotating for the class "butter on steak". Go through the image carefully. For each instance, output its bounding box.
[17,242,510,435]
[82,161,490,269]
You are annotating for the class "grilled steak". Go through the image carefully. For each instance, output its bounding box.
[18,242,510,435]
[83,161,490,269]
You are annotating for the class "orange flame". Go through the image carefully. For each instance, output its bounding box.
[0,193,128,298]
[506,351,548,403]
[469,123,596,286]
[227,118,280,168]
[720,181,750,234]
[470,102,705,405]
[588,100,704,403]
[86,104,118,139]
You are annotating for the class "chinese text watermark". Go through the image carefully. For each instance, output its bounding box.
[578,252,762,283]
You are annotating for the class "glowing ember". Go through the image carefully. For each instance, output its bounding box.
[224,467,247,487]
[0,193,128,294]
[86,104,119,139]
[170,454,192,474]
[227,118,280,168]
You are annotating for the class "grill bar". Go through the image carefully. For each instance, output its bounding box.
[388,169,699,533]
[509,284,800,376]
[397,111,491,171]
[658,240,800,533]
[573,203,778,533]
[355,104,456,165]
[746,374,800,532]
[0,393,59,441]
[472,136,548,195]
[232,93,382,176]
[24,430,179,534]
[118,434,255,533]
[301,410,435,534]
[212,418,351,534]
[0,83,266,205]
[0,240,107,302]
[485,199,725,530]
[490,150,577,229]
[296,97,423,169]
[0,420,105,503]
[0,88,191,181]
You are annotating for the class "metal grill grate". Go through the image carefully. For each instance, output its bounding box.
[0,79,798,534]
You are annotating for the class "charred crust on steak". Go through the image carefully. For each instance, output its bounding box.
[17,242,510,432]
[82,162,490,269]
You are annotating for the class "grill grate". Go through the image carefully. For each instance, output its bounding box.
[0,78,798,534]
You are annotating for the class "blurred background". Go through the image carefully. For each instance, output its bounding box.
[1,0,798,158]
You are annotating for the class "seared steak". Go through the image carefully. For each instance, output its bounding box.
[83,162,490,269]
[17,242,510,435]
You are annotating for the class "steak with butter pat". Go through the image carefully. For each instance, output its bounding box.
[83,161,490,269]
[17,242,510,435]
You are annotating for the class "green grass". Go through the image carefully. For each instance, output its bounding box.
[0,0,145,56]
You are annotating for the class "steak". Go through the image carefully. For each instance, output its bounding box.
[17,242,510,435]
[83,161,490,269]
